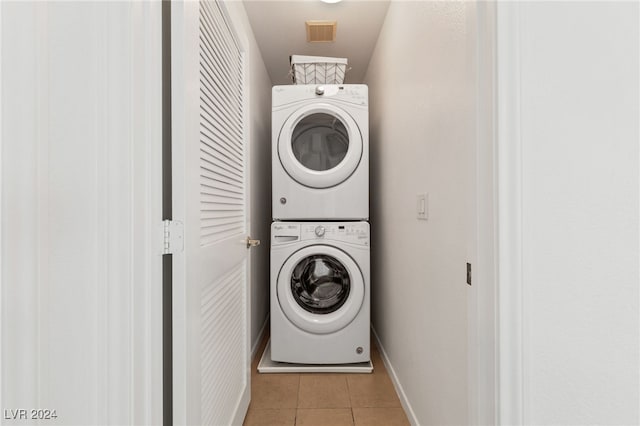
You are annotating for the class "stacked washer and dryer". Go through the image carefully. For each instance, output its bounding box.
[270,84,371,366]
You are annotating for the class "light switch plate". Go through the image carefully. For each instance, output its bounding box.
[416,193,428,220]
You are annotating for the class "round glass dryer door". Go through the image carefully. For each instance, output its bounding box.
[277,245,365,335]
[278,104,363,189]
[291,114,349,172]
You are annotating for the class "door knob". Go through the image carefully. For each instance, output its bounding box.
[246,236,261,249]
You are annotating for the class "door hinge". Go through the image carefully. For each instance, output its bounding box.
[160,220,184,255]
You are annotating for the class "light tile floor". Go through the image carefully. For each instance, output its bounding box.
[244,333,410,426]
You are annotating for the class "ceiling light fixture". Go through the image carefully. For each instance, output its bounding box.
[320,0,343,3]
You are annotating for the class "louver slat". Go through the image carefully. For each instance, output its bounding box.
[198,0,244,248]
[200,263,246,426]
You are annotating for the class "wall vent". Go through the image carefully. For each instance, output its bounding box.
[306,20,337,42]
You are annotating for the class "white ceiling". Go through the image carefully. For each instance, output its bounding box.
[242,0,391,85]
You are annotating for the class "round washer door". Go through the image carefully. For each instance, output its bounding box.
[278,103,363,189]
[277,245,365,334]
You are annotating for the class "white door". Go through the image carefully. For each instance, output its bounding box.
[1,2,163,425]
[171,1,252,425]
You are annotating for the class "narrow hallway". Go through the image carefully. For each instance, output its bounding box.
[244,332,410,426]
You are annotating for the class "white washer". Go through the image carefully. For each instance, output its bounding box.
[272,84,369,220]
[270,222,370,364]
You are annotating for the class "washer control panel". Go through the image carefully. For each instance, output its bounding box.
[305,222,369,245]
[272,222,369,246]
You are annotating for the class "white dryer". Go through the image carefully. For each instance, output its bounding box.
[270,222,370,364]
[272,84,369,220]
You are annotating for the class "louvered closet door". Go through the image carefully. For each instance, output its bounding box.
[171,1,250,425]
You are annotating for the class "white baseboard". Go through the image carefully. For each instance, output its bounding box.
[371,326,420,426]
[251,314,270,361]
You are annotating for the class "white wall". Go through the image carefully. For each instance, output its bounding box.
[496,2,639,425]
[364,2,477,424]
[1,2,162,424]
[224,1,272,355]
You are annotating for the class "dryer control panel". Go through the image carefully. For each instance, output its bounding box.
[272,84,368,107]
[272,222,369,246]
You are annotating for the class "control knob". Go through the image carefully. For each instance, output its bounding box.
[314,226,325,237]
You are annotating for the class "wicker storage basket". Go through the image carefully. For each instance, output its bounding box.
[290,55,348,85]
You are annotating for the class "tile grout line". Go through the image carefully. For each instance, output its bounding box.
[295,374,301,425]
[345,373,356,425]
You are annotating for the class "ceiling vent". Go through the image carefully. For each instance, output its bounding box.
[306,20,337,43]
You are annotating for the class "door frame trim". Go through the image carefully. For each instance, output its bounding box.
[471,2,525,425]
[495,2,525,424]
